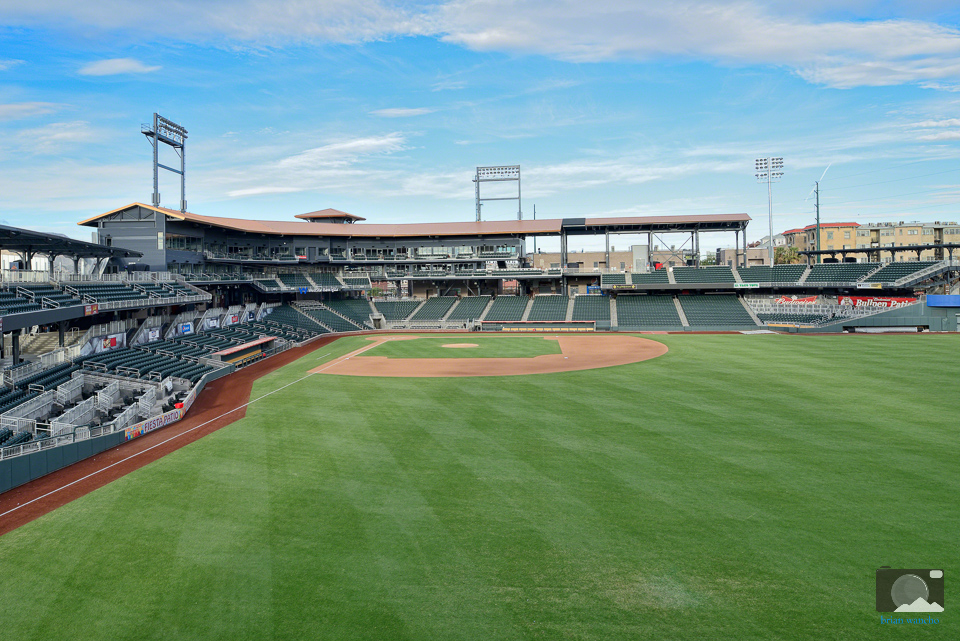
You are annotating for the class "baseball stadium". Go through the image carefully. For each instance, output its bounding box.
[0,158,958,638]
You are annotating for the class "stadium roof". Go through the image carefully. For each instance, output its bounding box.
[294,208,366,222]
[80,203,751,238]
[0,222,142,259]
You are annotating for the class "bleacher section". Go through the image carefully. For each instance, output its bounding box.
[758,312,831,325]
[302,307,361,333]
[863,261,939,283]
[373,300,420,320]
[600,273,627,286]
[19,285,82,307]
[324,300,372,327]
[410,297,457,321]
[277,273,312,289]
[71,282,146,303]
[256,279,283,290]
[13,362,80,391]
[78,348,214,383]
[630,271,669,285]
[736,265,807,283]
[447,296,491,321]
[679,295,756,327]
[571,296,610,321]
[308,273,342,289]
[0,290,41,315]
[264,306,328,337]
[483,296,528,322]
[673,266,736,283]
[528,295,568,321]
[342,275,372,290]
[805,263,879,283]
[615,295,682,327]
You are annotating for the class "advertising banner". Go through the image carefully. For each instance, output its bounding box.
[775,295,818,305]
[205,317,220,329]
[147,327,161,341]
[839,296,917,309]
[84,304,99,316]
[124,407,184,441]
[180,322,193,335]
[94,332,127,353]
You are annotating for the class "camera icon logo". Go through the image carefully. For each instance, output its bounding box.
[876,567,944,612]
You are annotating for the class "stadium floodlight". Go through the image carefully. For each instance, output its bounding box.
[756,157,783,265]
[474,165,521,221]
[142,113,188,212]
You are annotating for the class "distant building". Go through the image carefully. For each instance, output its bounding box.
[781,221,960,262]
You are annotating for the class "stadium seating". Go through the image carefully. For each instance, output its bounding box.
[373,300,420,320]
[410,297,457,321]
[758,312,831,325]
[805,263,879,283]
[265,306,329,336]
[324,300,372,327]
[277,273,312,289]
[672,266,736,283]
[527,296,568,321]
[72,282,147,303]
[302,307,361,332]
[0,290,42,315]
[600,273,626,286]
[308,273,342,289]
[483,296,528,321]
[863,261,939,283]
[256,279,283,290]
[736,264,807,283]
[18,285,82,307]
[571,296,610,321]
[615,295,681,326]
[446,296,491,321]
[630,271,669,285]
[678,295,756,326]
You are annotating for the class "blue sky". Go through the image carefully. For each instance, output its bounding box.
[2,1,960,252]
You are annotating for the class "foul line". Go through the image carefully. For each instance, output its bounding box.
[0,340,381,522]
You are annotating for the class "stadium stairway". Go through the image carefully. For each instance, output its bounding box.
[797,267,811,284]
[565,297,574,321]
[520,297,533,321]
[739,298,763,325]
[673,296,690,327]
[609,298,618,327]
[476,297,496,321]
[667,270,677,284]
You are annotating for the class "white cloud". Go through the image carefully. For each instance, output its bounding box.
[4,2,960,88]
[0,102,60,120]
[914,118,960,127]
[0,58,24,71]
[17,121,97,153]
[221,133,409,197]
[918,131,960,141]
[369,107,436,117]
[78,58,160,76]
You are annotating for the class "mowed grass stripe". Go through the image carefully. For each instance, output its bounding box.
[0,333,956,640]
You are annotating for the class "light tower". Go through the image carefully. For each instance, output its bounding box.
[142,113,188,212]
[473,165,521,222]
[755,157,783,265]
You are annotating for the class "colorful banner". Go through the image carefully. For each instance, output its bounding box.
[839,296,917,309]
[734,283,760,289]
[147,327,161,341]
[84,304,99,316]
[775,295,818,305]
[124,407,184,441]
[205,317,220,329]
[180,322,193,335]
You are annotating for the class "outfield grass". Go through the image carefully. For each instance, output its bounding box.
[366,335,562,359]
[0,333,956,640]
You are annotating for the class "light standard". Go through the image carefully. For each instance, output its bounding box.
[756,157,783,265]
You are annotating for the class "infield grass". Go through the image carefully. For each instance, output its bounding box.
[0,333,956,640]
[365,334,562,359]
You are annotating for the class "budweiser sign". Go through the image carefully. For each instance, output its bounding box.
[838,296,917,309]
[775,295,818,305]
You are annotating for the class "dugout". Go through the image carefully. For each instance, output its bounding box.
[211,336,276,367]
[479,320,597,332]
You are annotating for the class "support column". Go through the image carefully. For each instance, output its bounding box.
[694,231,700,267]
[605,231,610,272]
[734,230,740,268]
[743,230,748,268]
[58,320,66,347]
[12,329,21,365]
